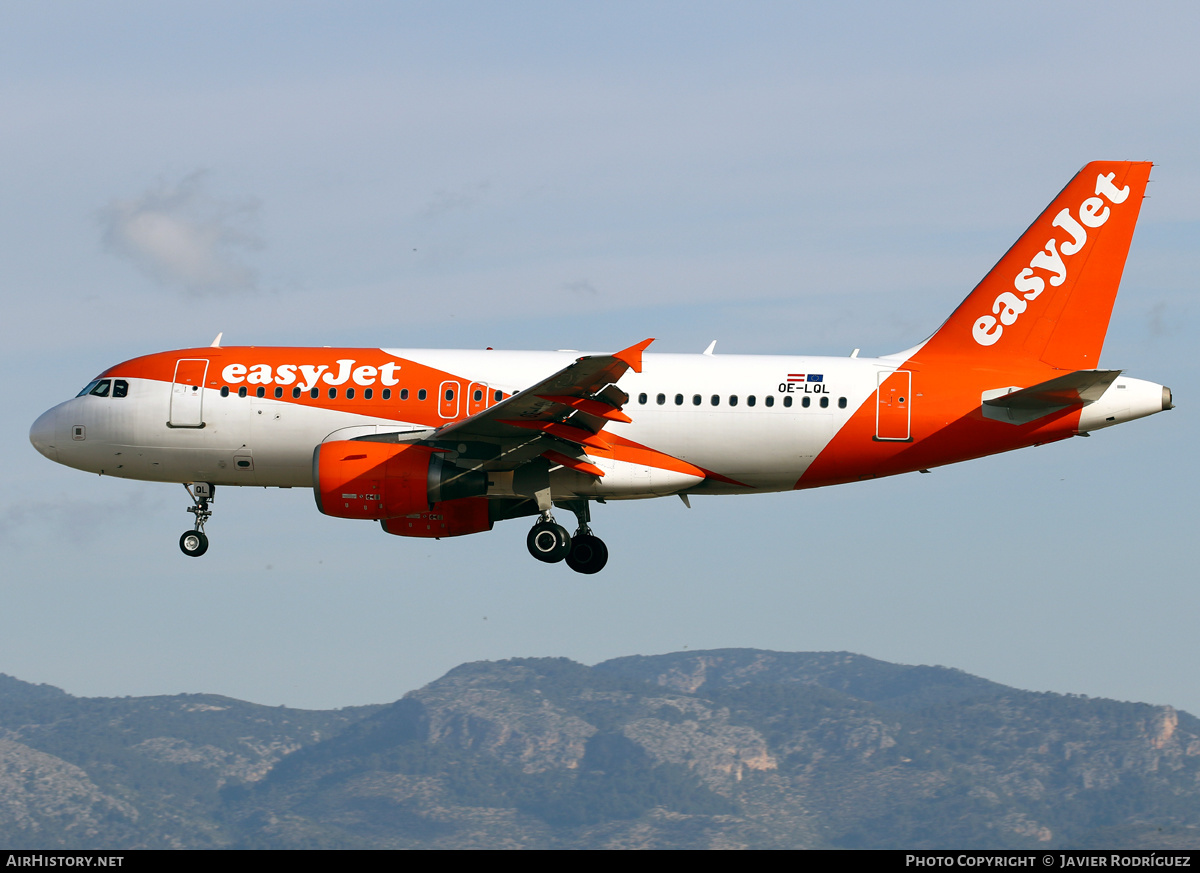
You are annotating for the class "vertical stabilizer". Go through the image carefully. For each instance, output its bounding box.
[917,161,1151,370]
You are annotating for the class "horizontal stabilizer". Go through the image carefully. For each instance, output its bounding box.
[984,369,1122,409]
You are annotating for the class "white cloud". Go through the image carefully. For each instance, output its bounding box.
[100,171,262,295]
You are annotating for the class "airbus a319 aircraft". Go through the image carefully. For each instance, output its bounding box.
[29,161,1171,573]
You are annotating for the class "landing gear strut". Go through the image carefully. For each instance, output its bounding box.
[180,482,214,558]
[523,501,609,574]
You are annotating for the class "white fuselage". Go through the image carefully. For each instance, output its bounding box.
[32,349,889,499]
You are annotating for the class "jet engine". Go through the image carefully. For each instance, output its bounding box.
[312,440,488,520]
[380,498,492,538]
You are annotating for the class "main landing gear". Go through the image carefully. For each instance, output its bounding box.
[526,501,609,574]
[179,482,214,558]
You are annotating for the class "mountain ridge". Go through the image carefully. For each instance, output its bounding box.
[0,651,1196,849]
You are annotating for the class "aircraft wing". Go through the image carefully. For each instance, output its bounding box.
[403,338,654,475]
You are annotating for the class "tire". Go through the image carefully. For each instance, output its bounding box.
[527,522,571,563]
[179,530,209,558]
[566,534,608,574]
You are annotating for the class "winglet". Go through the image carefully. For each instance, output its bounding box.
[210,332,223,348]
[613,338,654,373]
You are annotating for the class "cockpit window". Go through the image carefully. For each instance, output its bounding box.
[88,380,112,397]
[113,380,128,398]
[77,380,100,397]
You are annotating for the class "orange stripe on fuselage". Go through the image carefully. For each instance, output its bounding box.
[100,347,506,426]
[102,347,748,486]
[797,356,1081,489]
[601,434,749,488]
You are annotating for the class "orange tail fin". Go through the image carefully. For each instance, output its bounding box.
[917,161,1151,370]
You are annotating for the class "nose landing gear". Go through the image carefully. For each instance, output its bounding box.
[180,482,214,557]
[525,501,609,574]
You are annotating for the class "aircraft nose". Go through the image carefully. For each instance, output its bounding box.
[30,407,59,462]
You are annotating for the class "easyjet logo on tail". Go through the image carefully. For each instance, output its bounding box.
[972,172,1131,347]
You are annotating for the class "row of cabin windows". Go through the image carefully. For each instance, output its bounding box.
[637,392,847,410]
[218,385,505,402]
[77,379,129,398]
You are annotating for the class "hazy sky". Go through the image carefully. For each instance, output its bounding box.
[1,2,1196,712]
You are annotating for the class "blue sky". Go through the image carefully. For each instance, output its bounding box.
[1,2,1196,711]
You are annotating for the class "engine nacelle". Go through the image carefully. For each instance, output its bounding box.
[312,441,488,520]
[380,498,492,538]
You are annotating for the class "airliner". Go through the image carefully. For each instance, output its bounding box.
[29,161,1171,573]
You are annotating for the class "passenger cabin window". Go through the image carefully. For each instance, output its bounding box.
[675,394,684,405]
[328,388,337,399]
[275,387,283,398]
[310,388,319,399]
[473,389,483,402]
[494,390,503,402]
[417,389,427,401]
[747,395,756,407]
[444,388,454,401]
[710,395,720,406]
[638,393,647,405]
[838,397,847,408]
[220,386,229,397]
[765,395,774,407]
[801,396,810,408]
[256,386,265,398]
[238,386,247,398]
[820,396,829,408]
[693,394,702,406]
[346,388,355,399]
[292,387,302,399]
[729,395,738,407]
[383,389,392,400]
[400,388,409,400]
[784,396,793,407]
[656,393,665,405]
[364,388,373,399]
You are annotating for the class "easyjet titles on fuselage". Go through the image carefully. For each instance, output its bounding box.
[220,360,402,392]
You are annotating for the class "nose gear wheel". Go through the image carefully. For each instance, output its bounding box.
[179,483,215,557]
[179,530,209,557]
